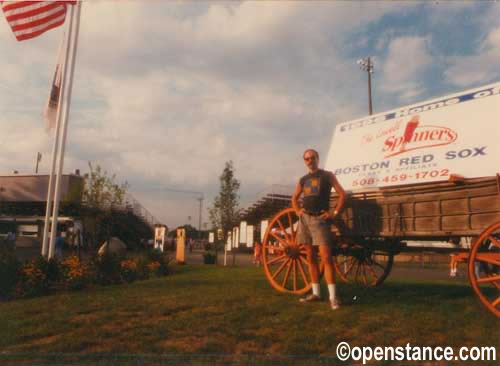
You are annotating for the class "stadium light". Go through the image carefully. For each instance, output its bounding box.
[357,56,374,115]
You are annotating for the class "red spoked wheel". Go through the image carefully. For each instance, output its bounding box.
[468,221,500,317]
[336,246,394,286]
[262,208,324,294]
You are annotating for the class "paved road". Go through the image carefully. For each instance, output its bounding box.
[183,249,470,283]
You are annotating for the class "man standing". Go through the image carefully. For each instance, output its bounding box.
[55,231,64,259]
[291,148,346,310]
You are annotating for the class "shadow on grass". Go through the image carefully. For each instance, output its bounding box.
[1,352,498,366]
[339,281,473,306]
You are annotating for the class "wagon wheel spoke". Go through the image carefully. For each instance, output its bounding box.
[373,261,387,270]
[276,219,291,243]
[287,212,296,240]
[281,259,293,287]
[361,264,368,286]
[272,258,290,280]
[333,259,348,282]
[297,258,310,286]
[365,262,379,284]
[337,257,350,266]
[487,235,500,248]
[475,254,500,266]
[477,275,500,284]
[293,260,297,291]
[267,254,287,265]
[344,258,356,276]
[298,255,310,271]
[354,262,361,283]
[270,232,289,248]
[492,296,500,308]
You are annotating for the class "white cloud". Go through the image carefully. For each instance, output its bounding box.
[444,26,500,87]
[0,1,437,227]
[380,36,432,101]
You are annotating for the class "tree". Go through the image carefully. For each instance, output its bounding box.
[83,164,128,210]
[208,161,240,241]
[81,163,129,250]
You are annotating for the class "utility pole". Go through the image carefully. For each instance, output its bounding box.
[357,56,374,115]
[35,152,42,174]
[197,197,203,235]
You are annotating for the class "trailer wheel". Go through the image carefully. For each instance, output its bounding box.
[468,221,500,317]
[336,246,394,286]
[262,208,324,294]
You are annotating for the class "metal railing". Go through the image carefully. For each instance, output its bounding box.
[120,193,162,228]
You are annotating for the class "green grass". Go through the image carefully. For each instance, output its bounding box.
[0,264,498,365]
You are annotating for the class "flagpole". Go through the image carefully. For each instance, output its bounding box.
[48,2,82,259]
[41,29,73,258]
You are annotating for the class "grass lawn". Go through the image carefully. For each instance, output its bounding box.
[0,264,498,365]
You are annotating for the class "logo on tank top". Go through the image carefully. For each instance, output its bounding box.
[304,177,320,196]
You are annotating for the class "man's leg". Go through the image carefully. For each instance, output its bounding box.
[306,244,319,283]
[298,215,321,301]
[305,245,321,297]
[319,244,335,284]
[319,244,340,309]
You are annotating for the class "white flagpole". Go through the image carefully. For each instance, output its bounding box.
[48,2,81,259]
[41,21,74,258]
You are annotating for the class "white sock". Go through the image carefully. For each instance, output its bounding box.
[312,283,320,297]
[328,284,336,300]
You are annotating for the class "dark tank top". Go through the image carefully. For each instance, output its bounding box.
[299,169,332,213]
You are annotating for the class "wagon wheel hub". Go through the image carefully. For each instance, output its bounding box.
[284,245,301,259]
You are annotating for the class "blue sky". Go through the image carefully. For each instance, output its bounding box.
[1,1,499,228]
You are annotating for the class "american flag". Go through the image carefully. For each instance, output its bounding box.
[1,1,76,41]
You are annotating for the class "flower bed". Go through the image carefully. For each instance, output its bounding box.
[0,247,172,300]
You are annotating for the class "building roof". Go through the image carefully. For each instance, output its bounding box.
[0,174,83,203]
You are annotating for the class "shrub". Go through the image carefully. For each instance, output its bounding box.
[91,252,123,285]
[135,256,151,280]
[120,259,138,283]
[147,261,161,276]
[203,252,216,264]
[16,259,50,298]
[31,256,62,285]
[146,250,172,276]
[61,256,90,290]
[0,245,21,300]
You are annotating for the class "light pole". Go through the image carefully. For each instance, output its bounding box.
[357,56,374,115]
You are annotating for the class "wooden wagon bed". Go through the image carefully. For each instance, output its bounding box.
[330,175,500,239]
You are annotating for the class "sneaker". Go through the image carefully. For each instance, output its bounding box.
[299,294,321,303]
[330,298,341,310]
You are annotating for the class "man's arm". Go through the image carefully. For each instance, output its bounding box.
[330,172,346,217]
[291,182,304,216]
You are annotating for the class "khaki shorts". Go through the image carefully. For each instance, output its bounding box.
[297,213,332,246]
